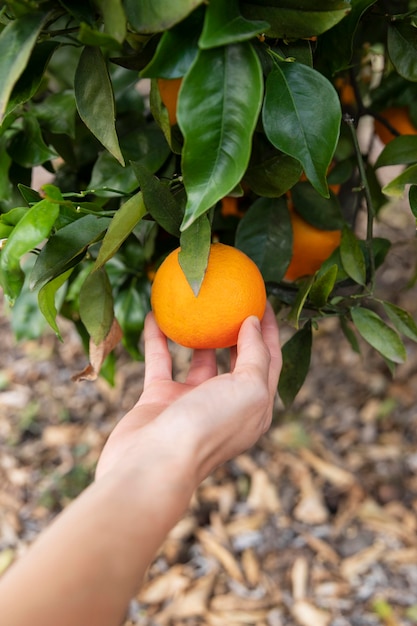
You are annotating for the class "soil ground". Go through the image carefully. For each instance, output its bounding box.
[1,198,417,626]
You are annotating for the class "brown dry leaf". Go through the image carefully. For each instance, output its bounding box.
[247,468,281,513]
[299,447,356,489]
[340,541,386,581]
[138,564,190,604]
[206,609,270,624]
[210,592,275,612]
[241,548,261,587]
[72,318,123,381]
[42,424,83,447]
[196,527,244,583]
[292,599,331,626]
[358,499,417,546]
[383,548,417,565]
[226,512,267,537]
[291,460,328,524]
[157,571,217,621]
[291,556,309,601]
[301,533,340,566]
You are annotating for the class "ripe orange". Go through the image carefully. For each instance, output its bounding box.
[220,195,244,218]
[374,106,417,144]
[284,208,341,282]
[151,243,266,349]
[157,77,182,126]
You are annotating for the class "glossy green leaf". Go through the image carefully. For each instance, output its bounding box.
[140,10,202,78]
[124,0,205,33]
[278,321,312,407]
[374,135,417,169]
[309,264,338,308]
[241,0,351,39]
[199,0,269,48]
[0,135,12,203]
[94,192,146,271]
[74,46,124,166]
[351,307,407,364]
[235,197,292,283]
[34,91,77,138]
[340,316,361,353]
[79,268,114,345]
[340,225,366,285]
[5,41,58,118]
[0,199,59,304]
[0,11,46,121]
[30,215,112,289]
[178,42,263,230]
[178,214,211,296]
[93,0,126,44]
[388,22,417,82]
[263,62,341,197]
[382,301,417,343]
[291,183,344,229]
[132,162,183,237]
[382,163,417,197]
[38,269,73,340]
[287,276,315,328]
[7,114,58,167]
[243,134,302,197]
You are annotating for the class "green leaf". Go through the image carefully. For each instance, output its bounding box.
[38,269,73,341]
[243,133,302,197]
[340,315,361,353]
[79,267,114,345]
[94,191,146,270]
[318,0,377,73]
[388,21,417,82]
[34,91,77,138]
[132,162,183,237]
[5,41,59,118]
[235,196,292,282]
[340,225,366,285]
[374,135,417,169]
[351,307,407,364]
[114,280,150,360]
[74,46,124,166]
[178,42,263,230]
[287,276,315,328]
[199,0,269,48]
[124,0,205,33]
[241,0,351,39]
[7,114,58,167]
[278,321,312,407]
[30,215,112,289]
[263,62,341,197]
[409,185,417,219]
[382,301,417,343]
[382,163,417,197]
[309,264,338,308]
[93,0,126,44]
[140,10,202,78]
[291,182,344,229]
[178,214,211,296]
[0,11,47,121]
[0,199,59,304]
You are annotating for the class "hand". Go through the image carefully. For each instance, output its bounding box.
[96,301,281,483]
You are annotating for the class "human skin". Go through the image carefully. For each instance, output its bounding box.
[0,302,281,626]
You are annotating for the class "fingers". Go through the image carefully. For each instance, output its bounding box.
[186,349,217,386]
[260,301,282,397]
[143,312,173,388]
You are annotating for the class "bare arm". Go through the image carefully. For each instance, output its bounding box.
[0,303,281,626]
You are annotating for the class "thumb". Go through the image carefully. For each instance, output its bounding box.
[234,315,270,376]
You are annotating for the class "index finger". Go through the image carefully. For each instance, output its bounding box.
[260,301,282,397]
[143,312,173,387]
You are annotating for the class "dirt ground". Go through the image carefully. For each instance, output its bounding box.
[1,197,417,626]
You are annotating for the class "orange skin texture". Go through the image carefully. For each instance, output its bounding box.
[157,77,182,126]
[151,243,267,349]
[220,196,244,217]
[374,106,417,144]
[284,209,342,282]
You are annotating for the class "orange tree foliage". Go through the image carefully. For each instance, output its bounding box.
[1,0,417,403]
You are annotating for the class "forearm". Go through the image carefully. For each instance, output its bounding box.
[0,457,195,626]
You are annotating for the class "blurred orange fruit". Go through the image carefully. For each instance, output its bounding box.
[157,77,182,125]
[220,195,244,218]
[151,243,266,349]
[374,106,417,144]
[284,208,341,282]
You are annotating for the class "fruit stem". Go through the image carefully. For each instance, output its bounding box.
[343,113,376,293]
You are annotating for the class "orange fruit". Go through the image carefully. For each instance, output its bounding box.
[299,163,341,195]
[335,76,356,108]
[157,77,182,126]
[151,243,266,349]
[220,195,244,218]
[284,208,341,282]
[374,106,417,144]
